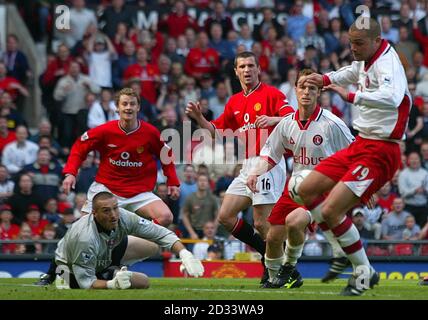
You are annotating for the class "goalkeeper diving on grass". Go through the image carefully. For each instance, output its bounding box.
[39,191,204,289]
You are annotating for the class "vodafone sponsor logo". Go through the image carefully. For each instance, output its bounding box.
[293,147,323,166]
[109,152,143,167]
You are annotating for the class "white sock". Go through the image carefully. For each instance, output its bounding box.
[284,240,303,266]
[264,254,286,281]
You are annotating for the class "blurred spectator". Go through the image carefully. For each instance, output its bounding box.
[209,23,235,65]
[0,204,20,254]
[72,193,87,219]
[29,119,62,158]
[192,220,223,260]
[323,17,342,55]
[279,68,298,110]
[164,38,185,65]
[251,42,269,73]
[402,215,421,240]
[42,198,62,225]
[24,204,49,237]
[0,62,29,101]
[182,174,218,239]
[296,22,325,58]
[199,74,216,101]
[180,77,201,108]
[287,0,312,42]
[204,1,233,39]
[381,15,399,44]
[392,3,413,39]
[21,147,62,203]
[155,182,180,225]
[8,174,44,225]
[14,222,41,254]
[253,7,283,42]
[237,23,254,51]
[352,207,376,240]
[0,116,16,156]
[53,61,101,147]
[0,165,14,202]
[112,40,136,89]
[87,88,118,128]
[74,152,97,195]
[208,81,229,119]
[178,164,198,209]
[0,91,27,130]
[185,31,220,81]
[421,141,428,170]
[395,26,418,68]
[2,34,30,84]
[398,152,428,227]
[412,51,428,82]
[319,91,343,118]
[86,32,118,88]
[381,197,413,240]
[99,0,136,39]
[158,0,198,39]
[40,223,57,254]
[57,0,97,48]
[377,181,397,214]
[322,0,354,28]
[207,243,223,260]
[2,125,38,175]
[123,47,160,104]
[303,225,324,256]
[55,208,76,239]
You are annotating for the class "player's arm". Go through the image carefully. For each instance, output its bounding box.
[62,128,102,194]
[124,211,204,277]
[185,101,216,137]
[346,57,406,108]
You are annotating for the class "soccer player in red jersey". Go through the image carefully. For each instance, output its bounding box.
[299,18,411,295]
[62,88,180,226]
[186,51,293,284]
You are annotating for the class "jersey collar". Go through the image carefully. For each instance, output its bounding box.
[118,120,141,135]
[293,105,322,130]
[364,39,389,72]
[243,82,262,97]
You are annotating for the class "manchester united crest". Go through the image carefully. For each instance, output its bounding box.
[254,103,262,111]
[137,146,144,153]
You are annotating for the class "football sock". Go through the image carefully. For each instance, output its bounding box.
[232,218,266,255]
[331,216,370,272]
[264,254,286,281]
[284,240,303,266]
[317,222,346,258]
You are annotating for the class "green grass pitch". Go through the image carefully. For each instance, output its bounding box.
[0,278,426,300]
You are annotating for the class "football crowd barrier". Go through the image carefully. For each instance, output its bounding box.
[0,240,427,280]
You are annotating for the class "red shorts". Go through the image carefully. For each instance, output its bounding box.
[314,136,401,203]
[268,182,303,225]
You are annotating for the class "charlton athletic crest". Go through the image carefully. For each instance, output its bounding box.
[313,135,323,145]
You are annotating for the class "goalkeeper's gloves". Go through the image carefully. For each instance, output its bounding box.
[179,249,204,277]
[106,266,132,289]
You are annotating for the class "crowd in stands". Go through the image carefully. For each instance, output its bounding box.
[1,0,428,259]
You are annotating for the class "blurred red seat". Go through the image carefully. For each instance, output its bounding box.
[393,243,413,256]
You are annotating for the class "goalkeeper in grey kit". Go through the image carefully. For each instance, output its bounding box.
[54,192,204,289]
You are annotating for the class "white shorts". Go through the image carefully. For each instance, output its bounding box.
[81,181,161,214]
[226,156,286,206]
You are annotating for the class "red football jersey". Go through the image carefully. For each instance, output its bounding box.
[211,83,293,158]
[63,121,180,198]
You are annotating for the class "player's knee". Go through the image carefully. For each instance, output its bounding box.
[217,211,234,229]
[285,214,300,233]
[266,227,284,246]
[253,219,266,233]
[156,212,173,226]
[321,202,335,221]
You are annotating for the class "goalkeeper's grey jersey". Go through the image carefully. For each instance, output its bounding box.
[55,208,179,289]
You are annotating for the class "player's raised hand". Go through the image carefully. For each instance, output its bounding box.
[247,174,259,193]
[168,185,180,200]
[324,84,349,101]
[62,174,76,195]
[255,115,275,128]
[185,101,202,120]
[303,73,324,88]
